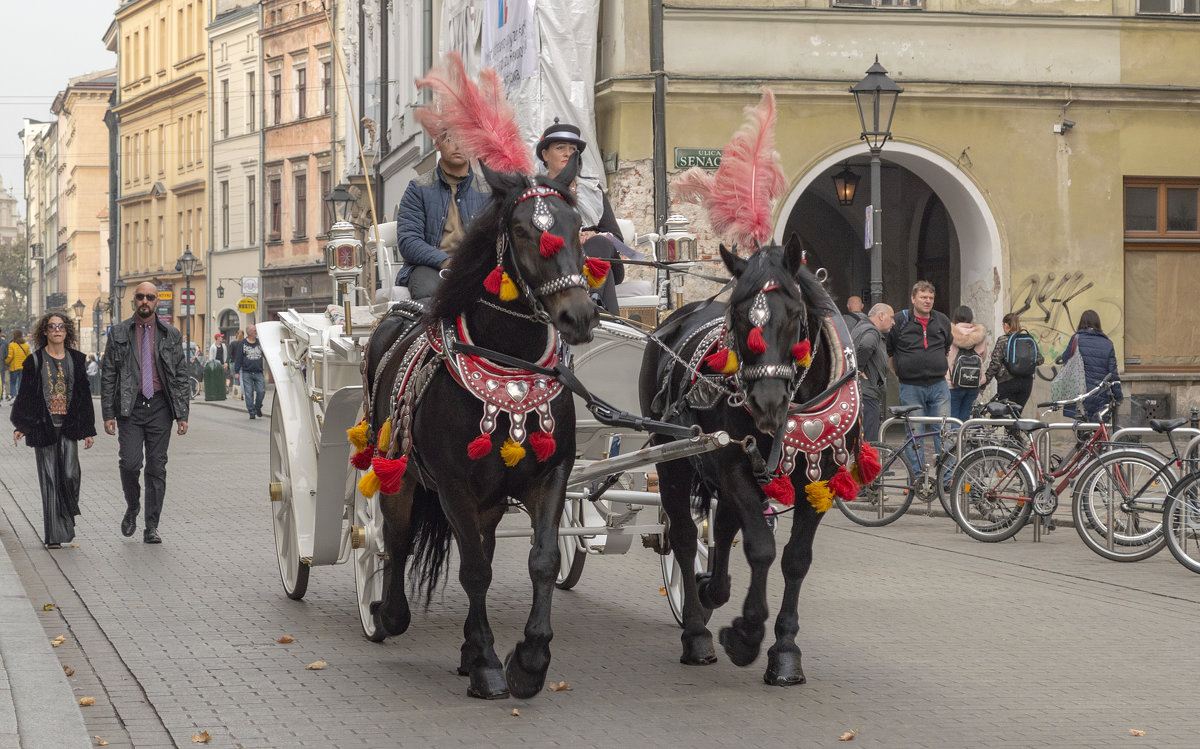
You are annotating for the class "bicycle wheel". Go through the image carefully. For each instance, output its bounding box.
[950,445,1034,542]
[1163,472,1200,574]
[933,448,958,517]
[1072,449,1171,562]
[835,443,914,527]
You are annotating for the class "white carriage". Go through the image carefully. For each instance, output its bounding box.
[261,219,729,637]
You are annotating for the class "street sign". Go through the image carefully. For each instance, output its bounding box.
[864,205,873,250]
[241,276,259,295]
[158,289,174,301]
[673,148,722,169]
[181,288,196,304]
[237,297,258,314]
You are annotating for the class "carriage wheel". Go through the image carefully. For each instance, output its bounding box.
[660,506,713,628]
[352,464,389,641]
[269,392,310,600]
[556,496,587,590]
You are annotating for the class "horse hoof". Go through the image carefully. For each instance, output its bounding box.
[369,600,409,639]
[467,667,510,700]
[764,650,806,687]
[719,624,762,667]
[680,632,718,665]
[504,648,548,700]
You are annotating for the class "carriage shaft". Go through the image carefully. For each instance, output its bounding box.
[568,431,731,488]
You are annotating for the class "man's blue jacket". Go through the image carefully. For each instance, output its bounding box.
[394,165,491,285]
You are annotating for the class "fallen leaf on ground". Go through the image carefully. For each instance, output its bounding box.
[276,635,295,644]
[78,697,95,706]
[191,731,212,743]
[63,665,75,676]
[658,587,667,596]
[546,681,571,692]
[1129,729,1146,736]
[43,603,55,611]
[50,635,66,647]
[511,709,520,717]
[94,737,109,746]
[70,543,79,547]
[306,660,327,670]
[838,729,859,741]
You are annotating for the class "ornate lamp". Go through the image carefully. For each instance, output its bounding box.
[831,164,860,207]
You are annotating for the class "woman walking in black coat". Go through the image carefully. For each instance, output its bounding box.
[1058,309,1123,422]
[10,310,96,548]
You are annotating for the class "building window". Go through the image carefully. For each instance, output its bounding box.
[1138,0,1200,14]
[177,117,184,169]
[1123,178,1200,369]
[177,211,184,256]
[247,72,256,130]
[319,169,333,234]
[186,114,193,164]
[296,68,307,119]
[158,124,165,174]
[322,61,332,113]
[144,129,150,180]
[221,79,229,138]
[196,112,203,163]
[294,173,307,238]
[272,74,282,124]
[269,178,281,240]
[247,175,256,243]
[220,181,229,248]
[158,216,165,268]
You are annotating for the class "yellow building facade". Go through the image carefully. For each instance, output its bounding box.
[110,0,210,351]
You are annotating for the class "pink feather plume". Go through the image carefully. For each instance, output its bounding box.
[414,52,534,175]
[672,89,786,250]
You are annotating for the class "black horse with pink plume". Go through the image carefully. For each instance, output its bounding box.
[639,89,879,685]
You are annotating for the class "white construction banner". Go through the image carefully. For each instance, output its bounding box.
[482,0,539,89]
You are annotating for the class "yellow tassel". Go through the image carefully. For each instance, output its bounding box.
[850,464,861,484]
[358,469,381,497]
[347,420,370,452]
[805,480,834,513]
[500,438,526,467]
[378,418,393,454]
[499,273,519,301]
[721,350,739,375]
[799,353,812,368]
[584,268,605,288]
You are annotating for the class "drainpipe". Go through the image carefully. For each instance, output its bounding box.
[650,0,667,236]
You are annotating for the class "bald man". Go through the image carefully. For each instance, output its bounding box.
[843,295,867,327]
[100,281,189,544]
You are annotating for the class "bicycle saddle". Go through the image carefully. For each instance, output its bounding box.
[888,404,923,416]
[1149,416,1189,434]
[1013,419,1049,432]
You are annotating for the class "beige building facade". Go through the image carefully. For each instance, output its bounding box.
[110,0,210,354]
[21,119,57,324]
[595,0,1200,410]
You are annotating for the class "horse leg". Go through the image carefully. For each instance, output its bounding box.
[451,500,509,700]
[504,473,567,698]
[717,473,777,668]
[370,480,416,639]
[698,499,738,610]
[659,459,717,665]
[764,503,824,686]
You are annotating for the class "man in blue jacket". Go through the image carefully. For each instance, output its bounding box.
[395,131,491,299]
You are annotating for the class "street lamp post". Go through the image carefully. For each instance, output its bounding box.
[111,278,126,325]
[175,245,199,361]
[93,298,103,358]
[851,56,903,306]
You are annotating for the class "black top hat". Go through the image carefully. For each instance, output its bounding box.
[536,118,587,163]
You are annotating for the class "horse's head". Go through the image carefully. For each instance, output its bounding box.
[478,153,600,345]
[721,234,811,435]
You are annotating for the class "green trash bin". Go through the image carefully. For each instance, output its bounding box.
[204,359,227,401]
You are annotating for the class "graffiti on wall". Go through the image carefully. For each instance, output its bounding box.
[1010,272,1123,381]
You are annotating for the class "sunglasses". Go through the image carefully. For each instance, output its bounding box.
[135,293,157,301]
[47,323,67,331]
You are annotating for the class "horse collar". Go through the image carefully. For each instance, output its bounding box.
[779,378,860,483]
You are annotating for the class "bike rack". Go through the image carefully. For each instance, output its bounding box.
[1111,427,1200,461]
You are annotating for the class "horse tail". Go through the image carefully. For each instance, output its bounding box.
[408,487,453,609]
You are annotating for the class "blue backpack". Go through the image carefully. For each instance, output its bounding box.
[1004,329,1040,377]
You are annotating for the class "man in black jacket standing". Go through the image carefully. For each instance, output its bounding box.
[887,281,953,462]
[233,324,265,420]
[101,281,189,544]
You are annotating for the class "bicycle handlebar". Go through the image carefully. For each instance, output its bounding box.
[1036,374,1117,411]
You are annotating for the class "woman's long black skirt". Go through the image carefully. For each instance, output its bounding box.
[33,432,82,545]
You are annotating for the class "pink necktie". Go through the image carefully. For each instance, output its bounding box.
[141,324,154,399]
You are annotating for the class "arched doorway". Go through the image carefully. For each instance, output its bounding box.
[776,143,1002,327]
[218,309,241,341]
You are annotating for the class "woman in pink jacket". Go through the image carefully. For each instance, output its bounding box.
[946,306,988,422]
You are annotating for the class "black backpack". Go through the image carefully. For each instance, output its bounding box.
[950,345,983,389]
[1004,329,1040,377]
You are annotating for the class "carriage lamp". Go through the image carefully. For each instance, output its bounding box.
[832,164,860,206]
[324,191,365,335]
[659,215,696,310]
[326,183,355,224]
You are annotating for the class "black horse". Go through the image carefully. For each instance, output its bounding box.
[639,234,861,686]
[362,153,600,700]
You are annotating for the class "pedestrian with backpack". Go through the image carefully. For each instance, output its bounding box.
[946,306,988,422]
[983,312,1044,412]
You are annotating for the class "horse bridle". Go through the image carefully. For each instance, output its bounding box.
[730,278,815,396]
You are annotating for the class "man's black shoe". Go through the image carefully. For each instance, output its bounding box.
[144,528,162,544]
[249,414,256,420]
[121,508,138,537]
[256,409,263,417]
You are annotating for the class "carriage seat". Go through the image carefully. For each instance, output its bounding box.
[1150,416,1190,434]
[888,404,923,417]
[368,221,412,304]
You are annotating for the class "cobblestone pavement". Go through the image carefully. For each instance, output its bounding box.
[3,401,1200,747]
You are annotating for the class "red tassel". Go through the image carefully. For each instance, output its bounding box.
[529,431,556,462]
[829,465,859,501]
[467,433,493,460]
[858,442,882,485]
[584,256,610,280]
[762,475,796,506]
[484,265,504,295]
[704,348,730,372]
[349,447,374,470]
[540,231,565,258]
[747,326,767,354]
[792,340,811,362]
[372,456,409,494]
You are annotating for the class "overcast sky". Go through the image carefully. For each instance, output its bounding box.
[0,1,118,214]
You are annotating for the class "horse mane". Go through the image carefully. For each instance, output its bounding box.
[428,174,576,321]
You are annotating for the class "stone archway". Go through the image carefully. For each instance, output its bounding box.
[776,143,1003,327]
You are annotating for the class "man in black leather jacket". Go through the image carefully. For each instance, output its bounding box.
[100,281,190,544]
